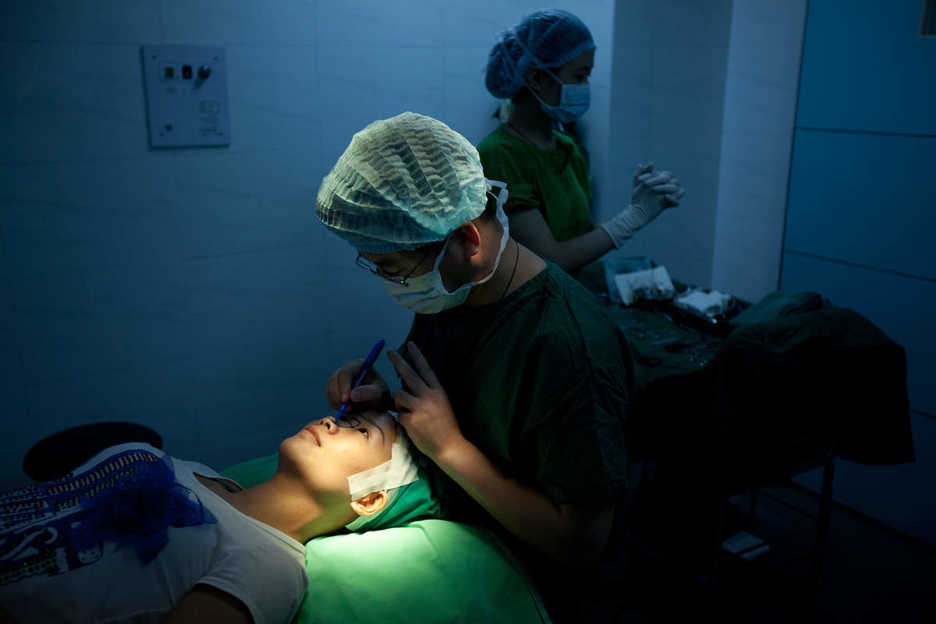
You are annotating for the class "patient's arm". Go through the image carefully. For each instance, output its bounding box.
[162,584,252,624]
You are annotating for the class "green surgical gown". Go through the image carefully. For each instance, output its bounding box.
[478,125,593,243]
[403,262,634,517]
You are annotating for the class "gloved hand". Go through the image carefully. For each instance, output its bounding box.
[600,164,685,248]
[634,163,685,206]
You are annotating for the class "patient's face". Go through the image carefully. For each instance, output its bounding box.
[279,410,396,501]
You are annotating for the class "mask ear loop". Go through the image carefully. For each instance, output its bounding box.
[485,179,509,212]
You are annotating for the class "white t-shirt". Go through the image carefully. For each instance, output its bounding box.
[0,443,307,624]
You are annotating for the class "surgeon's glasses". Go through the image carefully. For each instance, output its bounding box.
[355,247,434,287]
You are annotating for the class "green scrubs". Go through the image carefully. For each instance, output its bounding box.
[403,263,635,622]
[403,263,633,515]
[478,125,593,243]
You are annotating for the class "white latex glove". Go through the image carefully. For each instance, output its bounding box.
[600,165,685,248]
[636,166,685,206]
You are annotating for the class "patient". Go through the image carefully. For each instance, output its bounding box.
[0,411,422,624]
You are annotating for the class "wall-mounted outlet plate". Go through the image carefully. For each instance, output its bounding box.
[142,45,230,148]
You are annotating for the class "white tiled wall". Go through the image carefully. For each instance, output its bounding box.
[0,0,613,489]
[607,0,733,289]
[608,0,805,299]
[712,0,807,301]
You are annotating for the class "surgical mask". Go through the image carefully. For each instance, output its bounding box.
[383,180,510,314]
[531,66,591,123]
[509,33,591,124]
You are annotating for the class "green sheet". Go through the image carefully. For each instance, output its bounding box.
[222,454,551,624]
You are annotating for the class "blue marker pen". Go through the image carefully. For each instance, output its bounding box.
[334,339,386,422]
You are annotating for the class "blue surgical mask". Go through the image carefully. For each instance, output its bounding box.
[383,180,510,314]
[531,67,591,124]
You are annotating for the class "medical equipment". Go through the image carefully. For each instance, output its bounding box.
[612,266,676,305]
[674,288,734,322]
[316,112,487,253]
[334,339,385,424]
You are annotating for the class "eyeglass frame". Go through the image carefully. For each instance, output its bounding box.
[354,245,438,287]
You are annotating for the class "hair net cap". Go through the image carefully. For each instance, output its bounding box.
[316,112,488,253]
[486,9,595,100]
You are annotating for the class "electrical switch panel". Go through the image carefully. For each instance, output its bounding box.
[141,45,230,148]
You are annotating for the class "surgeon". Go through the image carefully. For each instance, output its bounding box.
[479,9,685,275]
[0,411,430,624]
[318,112,635,621]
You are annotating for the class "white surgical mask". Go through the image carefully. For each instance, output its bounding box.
[531,66,591,124]
[383,180,510,314]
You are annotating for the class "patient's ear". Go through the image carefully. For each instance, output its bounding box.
[350,490,388,517]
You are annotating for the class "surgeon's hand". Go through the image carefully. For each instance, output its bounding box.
[325,359,391,411]
[388,342,465,461]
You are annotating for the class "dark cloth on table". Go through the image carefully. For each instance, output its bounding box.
[592,286,914,593]
[601,289,913,476]
[710,298,914,473]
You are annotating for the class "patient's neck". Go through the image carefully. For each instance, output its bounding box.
[202,473,351,543]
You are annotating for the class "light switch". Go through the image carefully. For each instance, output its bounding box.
[142,45,231,148]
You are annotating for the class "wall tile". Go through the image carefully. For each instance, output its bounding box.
[1,157,178,206]
[0,43,144,117]
[170,148,319,202]
[652,44,730,100]
[797,0,936,135]
[649,0,732,48]
[650,90,725,162]
[161,0,280,45]
[785,130,936,280]
[441,46,500,145]
[0,0,162,43]
[315,44,446,158]
[0,43,149,163]
[315,0,445,50]
[727,5,807,88]
[712,0,804,302]
[440,2,512,50]
[225,45,323,153]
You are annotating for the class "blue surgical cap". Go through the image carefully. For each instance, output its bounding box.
[316,112,487,253]
[485,9,595,99]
